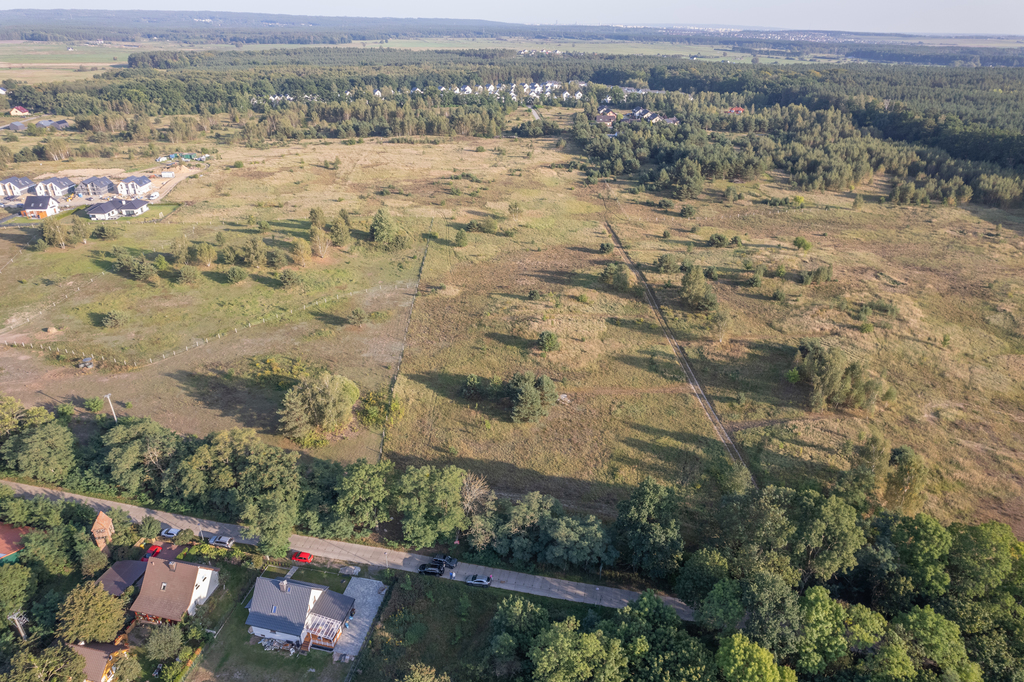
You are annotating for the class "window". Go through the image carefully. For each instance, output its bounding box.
[271,606,277,614]
[160,583,167,591]
[195,584,200,589]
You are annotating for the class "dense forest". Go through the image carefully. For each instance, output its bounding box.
[1,396,1022,681]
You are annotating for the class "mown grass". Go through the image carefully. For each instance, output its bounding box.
[357,573,616,682]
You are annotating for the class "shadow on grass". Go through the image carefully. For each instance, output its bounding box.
[166,368,283,432]
[251,273,281,289]
[484,332,534,352]
[309,309,351,327]
[532,269,604,290]
[202,270,230,284]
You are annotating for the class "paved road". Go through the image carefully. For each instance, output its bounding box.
[2,480,694,620]
[530,107,540,120]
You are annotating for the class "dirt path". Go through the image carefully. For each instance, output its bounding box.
[598,196,757,488]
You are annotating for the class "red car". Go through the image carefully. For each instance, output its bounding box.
[290,551,313,563]
[142,546,162,562]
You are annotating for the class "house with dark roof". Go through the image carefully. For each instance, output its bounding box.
[7,122,27,132]
[246,577,355,652]
[80,176,115,196]
[131,559,219,623]
[117,175,152,196]
[1,176,35,197]
[35,119,55,128]
[52,120,70,130]
[118,198,149,217]
[69,642,129,682]
[35,177,76,197]
[97,560,147,597]
[594,114,616,128]
[22,195,60,219]
[0,523,30,565]
[85,200,121,221]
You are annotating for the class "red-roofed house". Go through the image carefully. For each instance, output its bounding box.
[726,107,745,114]
[91,511,115,554]
[0,523,30,565]
[10,106,30,116]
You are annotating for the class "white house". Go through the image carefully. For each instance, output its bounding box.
[84,200,122,221]
[118,199,149,217]
[116,175,152,196]
[131,559,220,623]
[1,176,35,197]
[22,196,60,219]
[245,577,355,652]
[35,177,76,197]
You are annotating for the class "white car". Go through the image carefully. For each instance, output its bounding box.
[465,574,492,587]
[208,536,235,549]
[159,528,181,539]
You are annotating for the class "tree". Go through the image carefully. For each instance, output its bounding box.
[41,217,69,248]
[310,226,332,258]
[511,380,545,424]
[884,446,926,513]
[454,229,468,247]
[0,563,36,621]
[331,459,394,537]
[0,394,23,438]
[614,477,682,579]
[279,372,360,442]
[0,421,75,484]
[369,207,406,250]
[292,238,312,267]
[893,605,981,681]
[112,655,143,681]
[102,417,181,496]
[242,235,267,268]
[139,516,161,540]
[400,663,452,682]
[699,579,745,633]
[226,266,247,283]
[174,529,196,546]
[946,521,1016,598]
[329,217,351,247]
[309,207,327,230]
[2,643,85,682]
[177,265,200,285]
[793,236,812,251]
[715,633,780,682]
[679,265,717,311]
[55,582,125,643]
[601,262,632,291]
[190,242,217,267]
[146,624,183,660]
[528,617,627,682]
[170,234,189,263]
[891,513,951,598]
[793,586,847,674]
[395,465,467,548]
[742,570,801,657]
[538,331,560,352]
[508,201,523,219]
[789,490,865,585]
[491,596,550,661]
[676,548,729,605]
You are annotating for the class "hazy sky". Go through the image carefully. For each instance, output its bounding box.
[20,0,1024,35]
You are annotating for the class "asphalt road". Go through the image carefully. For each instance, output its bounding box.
[2,480,694,620]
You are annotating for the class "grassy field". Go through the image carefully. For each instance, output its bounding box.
[357,572,615,682]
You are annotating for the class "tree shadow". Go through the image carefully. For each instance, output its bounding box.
[484,332,534,352]
[309,309,350,327]
[202,270,229,284]
[251,273,280,288]
[166,368,283,432]
[405,371,512,421]
[531,269,603,290]
[86,312,106,328]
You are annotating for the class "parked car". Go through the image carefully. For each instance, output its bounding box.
[208,536,235,549]
[142,546,161,562]
[159,528,181,539]
[465,574,492,587]
[432,554,458,569]
[290,551,313,563]
[418,563,444,576]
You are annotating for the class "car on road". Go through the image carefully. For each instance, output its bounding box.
[432,554,458,569]
[159,528,181,539]
[290,551,313,563]
[465,574,492,587]
[208,536,235,549]
[418,563,445,576]
[142,546,161,562]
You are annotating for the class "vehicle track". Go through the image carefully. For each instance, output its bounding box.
[599,208,757,488]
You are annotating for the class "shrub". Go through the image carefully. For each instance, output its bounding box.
[751,265,765,287]
[679,205,698,218]
[93,223,123,240]
[538,331,560,352]
[704,266,719,281]
[653,253,679,274]
[859,322,874,333]
[279,372,360,441]
[369,208,407,250]
[662,229,671,239]
[466,217,499,234]
[232,160,243,168]
[601,262,632,291]
[153,255,169,271]
[680,266,718,311]
[793,338,884,411]
[707,233,728,247]
[101,310,129,328]
[527,290,542,301]
[658,199,674,209]
[225,266,247,284]
[800,264,833,285]
[177,265,200,285]
[279,270,303,288]
[83,397,105,413]
[475,146,485,152]
[454,229,468,247]
[147,624,183,661]
[598,242,614,254]
[729,236,742,246]
[793,236,813,251]
[772,287,786,302]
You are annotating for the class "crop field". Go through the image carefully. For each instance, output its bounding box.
[1,109,1022,531]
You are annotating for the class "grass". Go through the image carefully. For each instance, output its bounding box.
[356,572,616,682]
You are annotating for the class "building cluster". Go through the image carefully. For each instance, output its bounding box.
[593,106,680,128]
[1,173,155,220]
[251,81,590,106]
[2,108,71,132]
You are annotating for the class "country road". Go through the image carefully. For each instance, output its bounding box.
[2,480,695,620]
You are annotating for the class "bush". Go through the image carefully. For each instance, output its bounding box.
[279,270,304,288]
[153,255,169,271]
[147,624,183,661]
[707,233,728,247]
[527,290,542,301]
[233,160,243,168]
[101,310,129,328]
[369,208,407,250]
[454,229,468,247]
[599,242,614,254]
[93,223,123,240]
[658,199,674,209]
[793,236,813,251]
[679,205,697,218]
[225,266,247,284]
[800,264,833,285]
[704,266,719,281]
[601,262,632,291]
[177,265,200,285]
[653,253,678,274]
[793,338,885,411]
[466,217,499,234]
[83,397,105,413]
[538,331,560,352]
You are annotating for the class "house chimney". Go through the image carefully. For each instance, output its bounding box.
[169,561,176,571]
[280,580,288,593]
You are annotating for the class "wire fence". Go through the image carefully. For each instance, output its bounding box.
[1,280,417,373]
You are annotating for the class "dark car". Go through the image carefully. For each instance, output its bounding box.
[465,574,492,587]
[432,554,458,569]
[418,563,444,576]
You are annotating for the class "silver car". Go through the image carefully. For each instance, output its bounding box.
[465,574,492,587]
[209,536,235,549]
[159,528,181,539]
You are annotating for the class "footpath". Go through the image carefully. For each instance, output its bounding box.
[1,480,694,620]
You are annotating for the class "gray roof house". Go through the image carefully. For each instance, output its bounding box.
[8,122,27,132]
[246,577,355,651]
[35,177,76,196]
[84,200,122,221]
[117,175,152,196]
[80,176,115,195]
[1,176,35,197]
[96,560,148,597]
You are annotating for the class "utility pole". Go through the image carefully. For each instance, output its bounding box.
[104,394,117,423]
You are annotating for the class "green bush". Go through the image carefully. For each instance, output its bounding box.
[794,236,813,251]
[653,253,679,274]
[153,255,169,271]
[177,265,200,285]
[83,397,105,413]
[599,242,614,254]
[601,263,632,291]
[538,331,560,352]
[225,266,247,284]
[454,229,468,247]
[233,160,244,168]
[279,270,304,288]
[527,290,542,301]
[680,205,698,218]
[101,310,129,328]
[707,233,728,247]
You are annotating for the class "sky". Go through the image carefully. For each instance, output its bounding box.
[16,0,1024,35]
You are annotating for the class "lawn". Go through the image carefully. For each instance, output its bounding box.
[356,573,616,682]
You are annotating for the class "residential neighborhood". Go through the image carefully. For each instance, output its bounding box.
[130,559,220,624]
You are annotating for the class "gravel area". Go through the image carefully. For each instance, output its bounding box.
[333,577,387,660]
